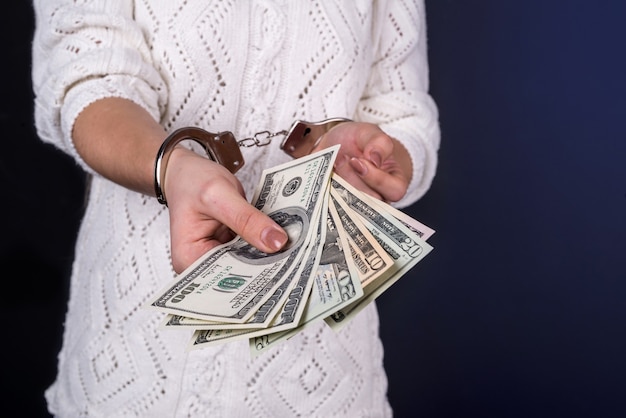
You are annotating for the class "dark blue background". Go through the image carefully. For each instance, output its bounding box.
[2,1,624,417]
[378,1,626,417]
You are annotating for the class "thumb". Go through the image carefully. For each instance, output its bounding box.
[219,197,289,253]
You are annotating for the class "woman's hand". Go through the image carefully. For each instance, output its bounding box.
[313,122,413,202]
[163,148,288,273]
[71,98,288,274]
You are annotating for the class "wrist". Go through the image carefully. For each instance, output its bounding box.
[153,127,245,205]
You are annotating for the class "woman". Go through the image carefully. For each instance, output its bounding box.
[32,1,440,416]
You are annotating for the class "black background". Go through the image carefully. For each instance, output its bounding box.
[2,1,625,417]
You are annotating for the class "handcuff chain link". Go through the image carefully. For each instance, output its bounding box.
[237,130,289,148]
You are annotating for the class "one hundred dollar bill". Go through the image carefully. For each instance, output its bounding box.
[163,199,327,331]
[250,200,364,356]
[162,241,311,330]
[187,208,327,349]
[186,247,317,349]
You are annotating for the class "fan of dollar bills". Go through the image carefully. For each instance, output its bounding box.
[145,145,434,356]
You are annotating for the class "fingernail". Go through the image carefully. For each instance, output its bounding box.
[262,226,287,251]
[370,150,382,168]
[349,158,368,176]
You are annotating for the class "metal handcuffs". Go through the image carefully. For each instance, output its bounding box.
[154,118,350,205]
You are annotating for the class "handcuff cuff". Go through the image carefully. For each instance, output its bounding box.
[154,118,351,205]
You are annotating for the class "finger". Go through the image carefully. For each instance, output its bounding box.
[333,163,384,201]
[170,198,288,273]
[348,157,408,202]
[210,192,289,254]
[360,133,395,168]
[169,177,287,273]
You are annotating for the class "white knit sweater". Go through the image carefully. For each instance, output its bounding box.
[32,1,439,416]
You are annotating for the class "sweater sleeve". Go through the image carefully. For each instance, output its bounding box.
[31,0,167,175]
[356,0,440,209]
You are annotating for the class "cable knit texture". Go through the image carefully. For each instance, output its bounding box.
[32,1,439,416]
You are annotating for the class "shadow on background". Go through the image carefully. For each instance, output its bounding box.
[2,1,625,417]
